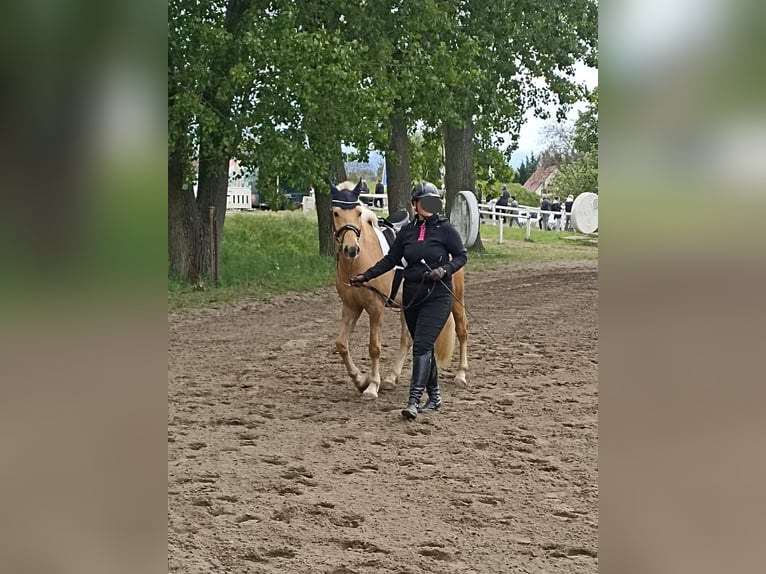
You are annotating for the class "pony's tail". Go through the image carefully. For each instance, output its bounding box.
[434,312,455,369]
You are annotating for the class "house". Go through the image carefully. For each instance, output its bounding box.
[523,165,559,196]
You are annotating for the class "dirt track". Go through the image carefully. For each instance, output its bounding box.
[168,260,598,574]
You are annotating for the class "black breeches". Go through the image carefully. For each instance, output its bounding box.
[403,283,453,356]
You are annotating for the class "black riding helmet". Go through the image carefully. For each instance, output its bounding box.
[411,181,443,214]
[411,181,440,201]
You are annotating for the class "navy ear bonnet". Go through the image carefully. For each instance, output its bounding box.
[330,180,363,209]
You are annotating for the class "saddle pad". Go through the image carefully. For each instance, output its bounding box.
[372,224,407,269]
[372,226,391,256]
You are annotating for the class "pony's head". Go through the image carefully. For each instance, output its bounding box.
[330,180,376,261]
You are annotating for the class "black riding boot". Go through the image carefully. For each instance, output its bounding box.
[419,358,442,413]
[401,352,432,420]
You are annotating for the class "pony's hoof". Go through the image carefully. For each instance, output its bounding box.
[380,377,397,391]
[353,374,368,392]
[454,373,468,387]
[361,385,379,400]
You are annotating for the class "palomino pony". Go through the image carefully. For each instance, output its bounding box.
[331,180,469,399]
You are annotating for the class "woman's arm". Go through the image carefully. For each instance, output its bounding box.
[440,225,467,278]
[362,236,405,281]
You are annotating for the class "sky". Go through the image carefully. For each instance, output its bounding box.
[508,62,599,168]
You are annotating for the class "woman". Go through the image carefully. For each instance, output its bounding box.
[350,182,467,419]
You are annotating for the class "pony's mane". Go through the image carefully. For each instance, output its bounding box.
[360,207,379,228]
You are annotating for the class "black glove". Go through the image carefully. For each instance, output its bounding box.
[427,267,446,281]
[349,274,366,287]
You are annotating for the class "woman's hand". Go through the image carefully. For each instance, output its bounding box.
[427,267,446,281]
[349,274,366,287]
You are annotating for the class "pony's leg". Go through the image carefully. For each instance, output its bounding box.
[336,304,366,391]
[382,312,412,391]
[361,304,385,400]
[453,308,469,385]
[452,284,469,386]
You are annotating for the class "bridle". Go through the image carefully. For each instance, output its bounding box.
[334,223,361,245]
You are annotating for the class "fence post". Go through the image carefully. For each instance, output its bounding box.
[499,214,504,244]
[208,206,215,279]
[526,212,532,240]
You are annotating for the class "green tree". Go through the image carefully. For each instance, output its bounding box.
[549,87,598,198]
[513,152,539,186]
[574,87,598,154]
[549,151,598,197]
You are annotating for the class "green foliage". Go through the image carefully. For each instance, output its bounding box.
[506,184,540,207]
[474,181,538,207]
[549,151,598,197]
[261,187,296,212]
[574,87,599,154]
[547,92,598,197]
[474,139,514,185]
[409,131,444,186]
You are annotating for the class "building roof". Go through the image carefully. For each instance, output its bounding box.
[523,165,559,194]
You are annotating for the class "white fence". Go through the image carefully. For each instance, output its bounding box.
[478,202,572,243]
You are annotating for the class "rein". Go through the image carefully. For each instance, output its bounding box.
[361,282,403,309]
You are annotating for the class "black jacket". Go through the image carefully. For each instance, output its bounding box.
[375,182,384,194]
[363,214,467,285]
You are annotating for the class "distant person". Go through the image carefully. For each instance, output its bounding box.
[497,185,510,207]
[540,195,551,230]
[374,179,385,208]
[551,196,562,231]
[496,185,510,226]
[509,195,523,228]
[359,179,370,204]
[564,194,574,231]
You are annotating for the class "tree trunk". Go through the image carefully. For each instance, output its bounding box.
[386,112,412,216]
[316,189,335,257]
[316,149,347,257]
[444,118,485,252]
[168,148,208,282]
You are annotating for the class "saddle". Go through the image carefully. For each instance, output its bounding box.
[376,210,410,306]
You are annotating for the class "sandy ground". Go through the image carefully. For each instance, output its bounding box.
[168,260,598,574]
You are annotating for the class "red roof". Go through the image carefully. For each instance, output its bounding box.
[523,165,559,194]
